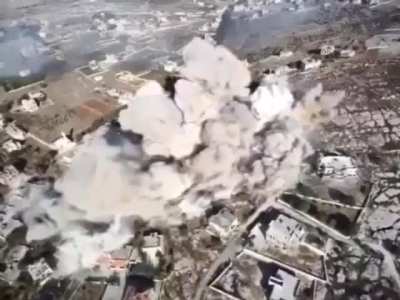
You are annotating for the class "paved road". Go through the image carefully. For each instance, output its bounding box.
[194,193,278,300]
[193,189,362,300]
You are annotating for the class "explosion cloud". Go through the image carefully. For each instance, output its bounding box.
[7,38,344,276]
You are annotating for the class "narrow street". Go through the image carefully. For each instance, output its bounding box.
[194,194,278,300]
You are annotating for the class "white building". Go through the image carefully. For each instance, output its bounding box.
[207,209,238,240]
[5,122,26,141]
[316,154,365,206]
[278,50,293,58]
[301,58,322,71]
[27,258,53,286]
[340,49,356,58]
[318,155,358,179]
[142,233,164,267]
[52,132,76,154]
[269,269,299,300]
[11,91,49,113]
[320,44,335,56]
[14,98,39,113]
[2,140,23,153]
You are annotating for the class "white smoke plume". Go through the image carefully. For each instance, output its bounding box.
[8,38,344,276]
[55,217,132,277]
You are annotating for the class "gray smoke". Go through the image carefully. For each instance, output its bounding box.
[0,24,53,79]
[8,38,343,276]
